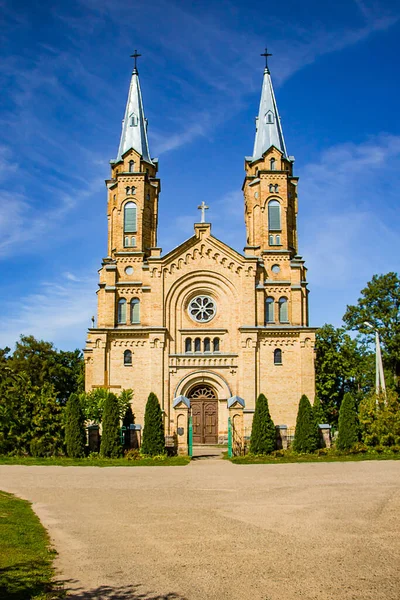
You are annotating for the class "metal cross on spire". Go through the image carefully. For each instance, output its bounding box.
[261,47,272,72]
[130,50,142,73]
[197,201,209,223]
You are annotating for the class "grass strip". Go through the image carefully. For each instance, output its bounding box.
[0,491,64,600]
[229,451,400,464]
[0,456,190,467]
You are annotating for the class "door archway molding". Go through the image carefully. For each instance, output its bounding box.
[174,370,232,401]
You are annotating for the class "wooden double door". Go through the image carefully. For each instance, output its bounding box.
[190,386,218,444]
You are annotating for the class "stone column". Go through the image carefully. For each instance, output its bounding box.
[172,396,190,456]
[227,396,245,456]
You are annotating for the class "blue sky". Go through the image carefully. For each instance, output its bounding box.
[1,0,399,351]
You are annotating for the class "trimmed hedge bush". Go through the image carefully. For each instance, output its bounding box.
[249,394,276,455]
[293,395,319,453]
[100,393,122,458]
[337,392,359,450]
[141,392,165,456]
[65,393,86,458]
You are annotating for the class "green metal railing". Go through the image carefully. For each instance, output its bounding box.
[188,416,193,457]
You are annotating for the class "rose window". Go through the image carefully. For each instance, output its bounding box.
[188,296,216,323]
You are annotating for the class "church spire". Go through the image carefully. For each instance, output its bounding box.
[252,49,287,160]
[115,52,153,164]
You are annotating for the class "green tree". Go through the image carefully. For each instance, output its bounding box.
[343,272,400,389]
[65,393,86,458]
[312,396,325,425]
[141,393,165,456]
[293,395,319,453]
[249,394,276,455]
[81,388,133,423]
[315,324,373,425]
[9,336,84,404]
[336,392,359,450]
[359,390,400,447]
[100,393,122,458]
[30,384,64,457]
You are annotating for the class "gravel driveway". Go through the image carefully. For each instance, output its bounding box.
[1,459,399,600]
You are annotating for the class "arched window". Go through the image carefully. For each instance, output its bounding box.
[131,186,136,195]
[131,236,136,247]
[185,338,192,353]
[213,337,220,352]
[126,186,130,195]
[274,184,279,193]
[266,111,274,124]
[129,160,134,172]
[268,200,281,231]
[269,184,274,193]
[270,157,276,170]
[274,348,282,365]
[266,297,275,323]
[124,350,132,365]
[118,299,126,324]
[276,235,281,245]
[194,338,201,352]
[124,236,130,247]
[204,338,211,352]
[130,298,140,324]
[124,202,137,233]
[130,114,138,127]
[279,297,288,322]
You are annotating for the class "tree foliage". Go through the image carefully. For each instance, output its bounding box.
[359,391,400,447]
[315,324,373,425]
[312,396,326,425]
[141,393,165,456]
[65,393,86,458]
[343,272,400,388]
[29,384,64,457]
[81,388,133,423]
[336,392,359,450]
[99,393,122,458]
[293,395,319,453]
[249,394,276,455]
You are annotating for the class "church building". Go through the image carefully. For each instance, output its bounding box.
[84,53,316,448]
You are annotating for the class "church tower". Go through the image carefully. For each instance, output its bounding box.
[106,54,160,258]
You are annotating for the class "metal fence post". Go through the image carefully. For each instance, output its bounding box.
[228,417,232,457]
[188,416,193,457]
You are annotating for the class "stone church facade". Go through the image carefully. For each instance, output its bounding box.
[84,56,316,447]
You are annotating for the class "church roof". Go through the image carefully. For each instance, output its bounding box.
[113,64,153,165]
[252,64,287,160]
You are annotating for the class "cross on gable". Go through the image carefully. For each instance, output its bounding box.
[197,201,209,223]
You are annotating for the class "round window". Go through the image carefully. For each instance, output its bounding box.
[125,266,134,275]
[271,264,280,274]
[188,296,216,323]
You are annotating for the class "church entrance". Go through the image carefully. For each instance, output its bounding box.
[189,385,218,445]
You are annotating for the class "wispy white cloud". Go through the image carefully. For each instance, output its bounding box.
[0,270,97,351]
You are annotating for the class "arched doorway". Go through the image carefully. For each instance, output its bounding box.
[189,385,218,444]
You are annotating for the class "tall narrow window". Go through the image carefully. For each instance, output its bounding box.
[130,236,136,247]
[124,236,130,247]
[204,338,211,352]
[266,297,274,323]
[270,157,276,170]
[126,186,130,195]
[124,350,132,365]
[269,184,274,193]
[274,348,282,365]
[279,297,288,322]
[185,338,192,353]
[194,338,201,352]
[268,200,281,231]
[213,337,220,352]
[129,160,134,172]
[266,111,274,124]
[118,299,127,324]
[124,202,137,233]
[274,184,279,193]
[130,298,140,324]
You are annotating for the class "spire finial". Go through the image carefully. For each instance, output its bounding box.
[261,47,272,72]
[130,49,142,74]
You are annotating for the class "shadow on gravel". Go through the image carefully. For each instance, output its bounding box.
[70,585,188,599]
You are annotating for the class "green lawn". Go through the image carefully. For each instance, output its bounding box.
[229,450,400,464]
[0,455,190,467]
[0,491,64,600]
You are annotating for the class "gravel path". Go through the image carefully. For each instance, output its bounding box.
[1,460,400,600]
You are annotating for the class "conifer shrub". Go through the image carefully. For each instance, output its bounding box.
[293,395,319,453]
[65,393,86,458]
[337,392,359,450]
[312,396,326,425]
[249,393,276,454]
[100,393,122,458]
[141,392,165,456]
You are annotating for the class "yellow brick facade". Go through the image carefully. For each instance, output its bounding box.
[84,68,316,443]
